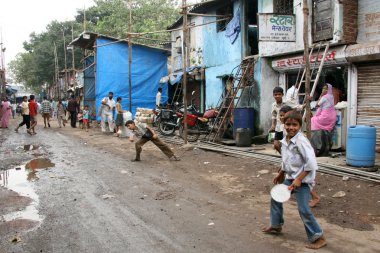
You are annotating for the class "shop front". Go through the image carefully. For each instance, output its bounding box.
[271,45,349,150]
[346,41,380,150]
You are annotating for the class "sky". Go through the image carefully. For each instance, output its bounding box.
[0,0,95,67]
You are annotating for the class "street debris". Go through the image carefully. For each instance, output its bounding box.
[204,162,210,165]
[258,170,269,175]
[10,235,22,243]
[120,170,128,174]
[101,194,115,200]
[208,222,215,226]
[342,176,350,181]
[332,191,346,198]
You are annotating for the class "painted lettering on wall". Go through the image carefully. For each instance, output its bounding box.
[274,51,337,69]
[259,14,296,42]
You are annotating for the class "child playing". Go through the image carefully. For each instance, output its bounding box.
[262,110,327,250]
[125,120,180,162]
[270,87,285,153]
[77,110,84,129]
[83,106,90,132]
[114,97,124,137]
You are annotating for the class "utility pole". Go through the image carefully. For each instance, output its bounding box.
[0,31,5,101]
[63,29,68,97]
[181,0,188,144]
[303,0,311,139]
[71,23,75,70]
[128,0,133,112]
[54,42,59,98]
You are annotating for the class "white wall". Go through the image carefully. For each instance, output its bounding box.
[259,0,344,57]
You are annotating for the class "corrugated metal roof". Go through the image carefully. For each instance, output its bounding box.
[69,32,170,53]
[167,0,233,29]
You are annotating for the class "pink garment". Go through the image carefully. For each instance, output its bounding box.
[311,84,337,132]
[1,101,11,128]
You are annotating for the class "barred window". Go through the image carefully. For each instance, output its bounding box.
[274,0,294,15]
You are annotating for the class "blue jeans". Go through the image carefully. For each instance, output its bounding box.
[270,179,323,242]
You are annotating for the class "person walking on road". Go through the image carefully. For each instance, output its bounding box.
[57,100,66,128]
[41,96,52,128]
[28,95,38,135]
[15,96,30,133]
[125,120,180,162]
[1,98,12,128]
[262,110,327,250]
[67,95,78,128]
[100,91,115,133]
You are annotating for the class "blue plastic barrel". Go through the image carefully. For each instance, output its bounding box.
[233,108,254,137]
[346,125,376,167]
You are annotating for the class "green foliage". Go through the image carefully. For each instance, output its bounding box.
[9,0,180,91]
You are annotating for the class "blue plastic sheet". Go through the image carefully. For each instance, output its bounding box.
[225,8,241,44]
[95,38,168,119]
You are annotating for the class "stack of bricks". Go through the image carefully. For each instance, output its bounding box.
[342,0,358,44]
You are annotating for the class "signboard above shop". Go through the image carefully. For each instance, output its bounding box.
[272,46,347,72]
[258,14,296,42]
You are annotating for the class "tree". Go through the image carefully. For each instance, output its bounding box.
[9,0,180,91]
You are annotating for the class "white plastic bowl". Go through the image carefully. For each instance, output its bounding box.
[270,184,291,203]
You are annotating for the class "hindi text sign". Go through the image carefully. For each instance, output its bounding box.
[258,14,296,42]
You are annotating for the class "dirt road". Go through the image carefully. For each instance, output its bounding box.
[1,117,379,253]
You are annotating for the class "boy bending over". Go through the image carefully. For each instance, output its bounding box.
[125,120,180,162]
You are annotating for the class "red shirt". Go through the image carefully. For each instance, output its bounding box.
[29,100,38,117]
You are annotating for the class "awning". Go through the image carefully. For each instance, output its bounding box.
[160,66,203,85]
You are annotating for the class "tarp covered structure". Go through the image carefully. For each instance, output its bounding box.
[96,37,168,118]
[69,32,169,119]
[84,56,95,119]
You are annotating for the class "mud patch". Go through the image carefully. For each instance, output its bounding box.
[155,190,176,200]
[0,188,32,216]
[25,158,55,170]
[0,160,48,231]
[0,219,40,238]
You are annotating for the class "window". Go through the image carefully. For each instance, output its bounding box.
[312,0,334,42]
[216,3,233,32]
[274,0,294,15]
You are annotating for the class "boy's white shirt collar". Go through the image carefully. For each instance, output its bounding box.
[280,131,301,145]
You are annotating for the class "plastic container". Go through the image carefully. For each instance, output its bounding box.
[346,125,376,167]
[233,108,254,137]
[235,128,252,147]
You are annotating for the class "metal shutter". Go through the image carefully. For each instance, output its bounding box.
[357,63,380,148]
[312,0,334,42]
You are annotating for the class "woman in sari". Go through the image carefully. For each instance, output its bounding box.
[1,98,12,128]
[309,83,337,208]
[311,83,337,131]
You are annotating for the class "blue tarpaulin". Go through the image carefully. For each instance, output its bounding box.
[84,56,96,119]
[95,37,168,119]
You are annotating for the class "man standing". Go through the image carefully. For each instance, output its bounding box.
[101,91,115,133]
[28,95,38,135]
[41,96,52,128]
[126,120,180,162]
[67,95,78,128]
[15,96,30,133]
[156,87,162,108]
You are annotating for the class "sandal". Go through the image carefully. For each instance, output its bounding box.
[262,226,282,234]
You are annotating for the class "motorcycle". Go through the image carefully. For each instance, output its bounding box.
[177,106,218,142]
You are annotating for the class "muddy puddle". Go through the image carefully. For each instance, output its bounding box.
[0,158,55,226]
